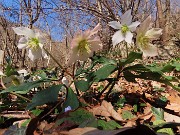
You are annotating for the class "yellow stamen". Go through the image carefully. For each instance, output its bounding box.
[28,37,40,50]
[121,25,129,33]
[77,39,91,55]
[138,33,149,49]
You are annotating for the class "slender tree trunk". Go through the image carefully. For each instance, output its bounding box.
[156,0,170,45]
[164,0,170,44]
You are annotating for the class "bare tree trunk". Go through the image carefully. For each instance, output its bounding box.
[164,0,170,44]
[156,0,168,44]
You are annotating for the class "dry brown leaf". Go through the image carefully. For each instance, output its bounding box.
[165,103,180,112]
[91,100,123,121]
[164,112,180,123]
[1,111,30,119]
[141,104,153,120]
[124,120,136,127]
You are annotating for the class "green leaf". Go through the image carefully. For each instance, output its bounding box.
[153,120,174,135]
[91,55,117,66]
[1,79,52,94]
[151,107,164,120]
[120,52,142,65]
[31,109,43,116]
[123,71,137,82]
[62,88,79,111]
[161,64,175,72]
[26,85,63,110]
[122,110,134,120]
[74,80,90,92]
[97,120,121,130]
[87,64,117,82]
[56,108,94,126]
[171,62,180,71]
[21,119,31,127]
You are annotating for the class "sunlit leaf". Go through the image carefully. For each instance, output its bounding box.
[151,107,164,120]
[1,79,52,94]
[97,120,121,130]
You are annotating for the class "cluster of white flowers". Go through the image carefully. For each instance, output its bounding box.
[109,9,162,57]
[12,9,162,64]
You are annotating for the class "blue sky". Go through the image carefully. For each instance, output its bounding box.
[1,0,180,41]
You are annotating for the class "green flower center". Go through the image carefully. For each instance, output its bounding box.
[28,37,40,50]
[121,25,129,33]
[77,39,91,55]
[138,34,149,49]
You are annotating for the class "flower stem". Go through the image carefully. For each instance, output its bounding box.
[10,92,31,102]
[1,77,31,102]
[43,47,73,77]
[125,42,129,58]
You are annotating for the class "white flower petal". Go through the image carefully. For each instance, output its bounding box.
[12,27,35,38]
[125,31,133,44]
[18,44,27,49]
[35,32,45,44]
[139,43,158,57]
[28,48,42,61]
[19,37,28,44]
[89,23,101,37]
[145,28,163,39]
[112,30,124,47]
[128,21,140,32]
[121,9,132,25]
[137,16,151,35]
[109,21,122,29]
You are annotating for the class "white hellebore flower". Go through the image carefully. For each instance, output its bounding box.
[136,16,163,57]
[69,23,102,64]
[109,9,140,46]
[12,27,47,61]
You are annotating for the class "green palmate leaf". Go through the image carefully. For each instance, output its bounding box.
[171,62,180,71]
[74,80,91,92]
[56,108,94,126]
[26,84,63,110]
[123,64,147,71]
[1,79,52,94]
[91,55,117,66]
[87,64,117,82]
[161,64,175,72]
[120,52,142,65]
[62,88,79,111]
[122,63,180,91]
[123,70,137,82]
[153,120,174,135]
[97,120,122,130]
[151,107,164,120]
